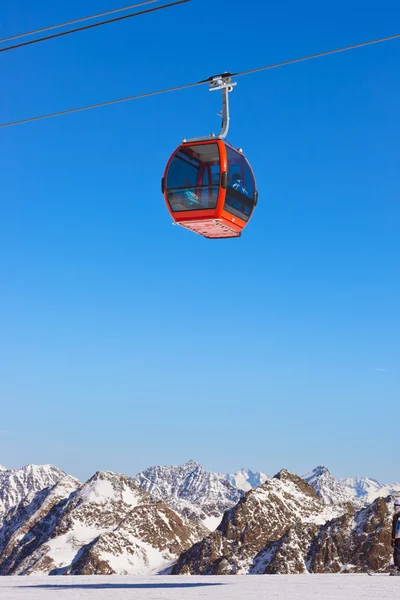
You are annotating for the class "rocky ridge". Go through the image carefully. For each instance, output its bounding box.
[132,460,243,531]
[304,466,400,507]
[172,469,396,575]
[0,464,67,522]
[303,466,361,507]
[0,470,208,576]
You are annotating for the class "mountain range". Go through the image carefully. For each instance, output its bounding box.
[0,461,399,576]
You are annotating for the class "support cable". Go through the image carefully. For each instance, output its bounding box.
[0,0,190,54]
[1,31,399,129]
[0,1,161,44]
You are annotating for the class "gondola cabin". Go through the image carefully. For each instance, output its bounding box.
[162,139,257,239]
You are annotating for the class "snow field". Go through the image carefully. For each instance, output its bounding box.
[0,575,398,600]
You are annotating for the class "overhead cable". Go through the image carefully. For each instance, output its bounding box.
[1,31,399,129]
[232,32,400,78]
[0,0,161,44]
[0,0,190,54]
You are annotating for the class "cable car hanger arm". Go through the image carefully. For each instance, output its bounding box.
[183,73,237,143]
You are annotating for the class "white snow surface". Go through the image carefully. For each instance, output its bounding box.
[0,575,399,599]
[223,469,269,492]
[0,465,7,472]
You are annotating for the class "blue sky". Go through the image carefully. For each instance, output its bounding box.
[0,0,399,483]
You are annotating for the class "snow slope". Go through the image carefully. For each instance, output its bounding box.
[0,575,399,600]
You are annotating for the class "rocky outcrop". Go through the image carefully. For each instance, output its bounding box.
[173,469,325,574]
[173,470,396,575]
[308,497,393,573]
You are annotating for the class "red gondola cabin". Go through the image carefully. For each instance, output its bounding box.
[162,139,258,239]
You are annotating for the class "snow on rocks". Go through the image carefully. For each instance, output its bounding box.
[0,464,67,522]
[303,466,360,507]
[132,461,243,530]
[304,466,400,507]
[173,469,396,575]
[173,469,324,575]
[0,471,208,576]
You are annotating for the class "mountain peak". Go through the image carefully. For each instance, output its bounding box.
[273,469,319,499]
[0,463,68,522]
[184,460,202,469]
[273,468,292,479]
[132,461,243,530]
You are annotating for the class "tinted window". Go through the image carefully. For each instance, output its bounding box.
[224,146,256,221]
[166,144,221,212]
[166,150,200,189]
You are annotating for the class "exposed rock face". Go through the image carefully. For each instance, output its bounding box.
[1,462,398,577]
[0,476,81,575]
[307,497,393,573]
[173,469,324,574]
[66,503,208,575]
[0,471,208,576]
[224,469,269,492]
[173,470,396,575]
[132,461,243,530]
[0,465,67,522]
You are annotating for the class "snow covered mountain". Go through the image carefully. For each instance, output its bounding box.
[224,469,269,492]
[1,461,399,576]
[303,466,359,506]
[304,466,400,506]
[0,464,68,521]
[339,477,400,504]
[173,469,396,575]
[0,470,208,576]
[132,460,243,531]
[0,466,6,472]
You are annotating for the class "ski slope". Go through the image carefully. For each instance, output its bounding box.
[0,575,398,599]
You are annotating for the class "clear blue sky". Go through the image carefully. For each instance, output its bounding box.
[1,0,399,483]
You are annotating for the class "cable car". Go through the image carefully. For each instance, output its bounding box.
[162,74,258,239]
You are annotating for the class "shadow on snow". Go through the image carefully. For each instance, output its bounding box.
[15,582,225,590]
